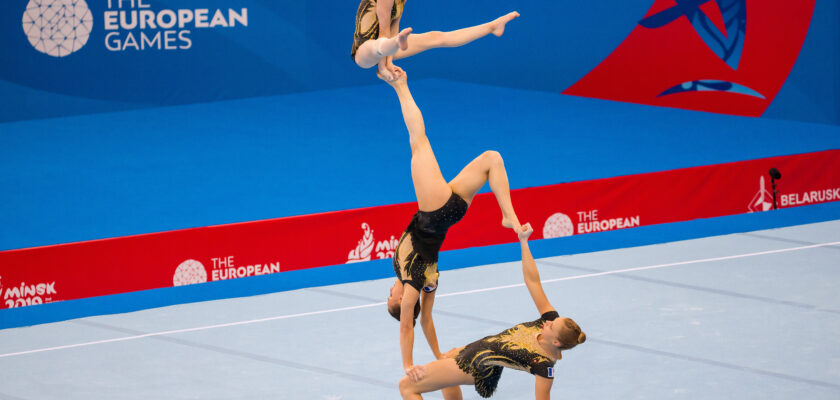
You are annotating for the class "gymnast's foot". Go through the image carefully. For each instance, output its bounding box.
[491,11,520,37]
[397,27,412,50]
[502,216,522,233]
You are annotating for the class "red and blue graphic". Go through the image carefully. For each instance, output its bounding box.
[564,0,816,116]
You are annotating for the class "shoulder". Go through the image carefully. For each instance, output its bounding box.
[540,310,559,322]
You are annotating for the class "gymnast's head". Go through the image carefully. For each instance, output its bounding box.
[387,279,420,325]
[543,316,586,351]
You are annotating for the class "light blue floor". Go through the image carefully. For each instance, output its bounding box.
[1,220,838,399]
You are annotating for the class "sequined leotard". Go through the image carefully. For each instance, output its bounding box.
[350,0,407,60]
[455,311,560,398]
[393,192,468,293]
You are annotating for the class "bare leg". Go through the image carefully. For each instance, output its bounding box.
[448,151,521,232]
[399,358,474,400]
[388,75,453,211]
[355,28,413,69]
[393,11,519,60]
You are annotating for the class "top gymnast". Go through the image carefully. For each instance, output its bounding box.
[351,0,519,80]
[383,70,524,399]
[399,223,586,399]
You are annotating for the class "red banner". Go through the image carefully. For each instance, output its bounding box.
[1,150,838,309]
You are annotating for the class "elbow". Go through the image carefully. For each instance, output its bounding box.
[400,319,413,333]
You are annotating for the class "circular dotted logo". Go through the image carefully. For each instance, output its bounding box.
[543,212,574,239]
[22,0,93,57]
[173,259,208,286]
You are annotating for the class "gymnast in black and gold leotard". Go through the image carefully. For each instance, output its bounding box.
[382,73,526,399]
[397,224,586,399]
[350,1,521,81]
[454,310,563,398]
[392,192,468,295]
[351,0,406,61]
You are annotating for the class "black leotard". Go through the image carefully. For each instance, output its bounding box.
[393,192,468,293]
[455,311,560,398]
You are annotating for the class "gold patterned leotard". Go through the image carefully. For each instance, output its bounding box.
[455,311,560,398]
[393,192,468,293]
[351,0,407,60]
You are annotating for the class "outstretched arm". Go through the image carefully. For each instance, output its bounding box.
[400,285,421,373]
[375,0,394,39]
[419,290,443,359]
[535,375,553,400]
[518,224,554,315]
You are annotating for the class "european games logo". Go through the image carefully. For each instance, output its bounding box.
[22,0,93,57]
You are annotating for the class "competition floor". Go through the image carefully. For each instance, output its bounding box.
[1,220,838,399]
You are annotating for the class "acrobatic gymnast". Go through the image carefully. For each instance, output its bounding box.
[399,223,586,399]
[351,0,519,80]
[383,71,525,399]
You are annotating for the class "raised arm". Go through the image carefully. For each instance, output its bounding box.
[518,223,554,315]
[375,0,395,39]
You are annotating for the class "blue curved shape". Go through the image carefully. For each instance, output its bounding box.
[690,0,746,70]
[658,80,766,98]
[638,0,712,28]
[639,0,747,70]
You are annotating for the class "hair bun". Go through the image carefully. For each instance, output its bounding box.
[577,331,587,344]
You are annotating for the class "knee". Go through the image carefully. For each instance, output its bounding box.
[398,376,415,397]
[482,150,504,166]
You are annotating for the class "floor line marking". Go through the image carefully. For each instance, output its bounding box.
[2,241,838,359]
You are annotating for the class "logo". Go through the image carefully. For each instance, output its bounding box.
[576,209,640,234]
[780,188,840,207]
[103,1,248,52]
[207,255,281,281]
[346,223,401,263]
[173,259,207,286]
[22,0,93,57]
[543,212,575,239]
[565,0,816,117]
[748,176,773,212]
[547,367,554,378]
[347,223,375,263]
[3,280,58,308]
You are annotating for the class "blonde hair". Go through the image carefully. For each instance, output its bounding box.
[557,317,586,350]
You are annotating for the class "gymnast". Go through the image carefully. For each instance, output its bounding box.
[399,223,586,399]
[351,0,519,80]
[382,71,525,399]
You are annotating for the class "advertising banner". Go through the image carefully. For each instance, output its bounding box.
[1,150,838,309]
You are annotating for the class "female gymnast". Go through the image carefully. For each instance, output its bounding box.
[398,223,586,399]
[383,71,524,399]
[351,0,520,80]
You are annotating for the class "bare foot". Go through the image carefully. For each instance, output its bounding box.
[491,11,520,37]
[502,217,522,233]
[397,27,412,50]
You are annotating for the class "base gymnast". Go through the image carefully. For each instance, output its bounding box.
[398,223,586,399]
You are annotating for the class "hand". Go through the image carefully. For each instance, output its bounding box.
[518,222,533,241]
[378,68,408,86]
[405,364,427,382]
[377,58,404,81]
[441,347,459,359]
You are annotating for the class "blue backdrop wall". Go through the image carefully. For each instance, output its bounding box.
[1,0,837,124]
